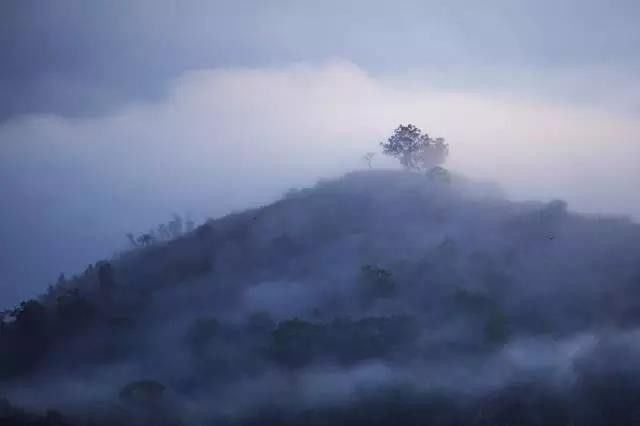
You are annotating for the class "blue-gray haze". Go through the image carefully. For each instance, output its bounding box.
[1,1,640,315]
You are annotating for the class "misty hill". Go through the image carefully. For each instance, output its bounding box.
[3,169,640,425]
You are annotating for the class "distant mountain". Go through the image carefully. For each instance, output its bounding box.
[2,169,640,425]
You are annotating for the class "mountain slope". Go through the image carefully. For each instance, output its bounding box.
[2,169,640,425]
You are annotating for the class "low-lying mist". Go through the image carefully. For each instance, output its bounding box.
[2,168,640,425]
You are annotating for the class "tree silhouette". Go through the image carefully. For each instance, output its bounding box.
[98,262,115,290]
[363,152,375,169]
[380,124,448,171]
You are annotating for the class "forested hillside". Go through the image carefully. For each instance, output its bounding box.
[3,169,640,425]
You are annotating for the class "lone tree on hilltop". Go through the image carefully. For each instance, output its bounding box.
[380,124,448,171]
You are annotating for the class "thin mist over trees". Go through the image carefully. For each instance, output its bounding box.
[3,127,640,425]
[126,214,195,249]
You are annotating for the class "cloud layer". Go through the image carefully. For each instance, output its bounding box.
[3,0,640,120]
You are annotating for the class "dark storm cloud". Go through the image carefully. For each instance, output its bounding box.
[2,0,640,121]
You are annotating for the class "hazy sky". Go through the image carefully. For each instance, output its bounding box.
[2,0,640,303]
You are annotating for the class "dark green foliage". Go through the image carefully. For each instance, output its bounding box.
[0,397,11,416]
[0,300,50,379]
[184,316,272,385]
[119,380,165,404]
[328,316,419,362]
[483,307,511,345]
[126,214,195,249]
[221,383,569,426]
[454,288,512,346]
[12,300,49,334]
[137,233,156,246]
[186,317,220,353]
[271,318,321,368]
[6,376,640,426]
[358,265,396,304]
[55,288,96,334]
[246,311,276,334]
[128,237,213,290]
[0,289,100,379]
[98,262,115,290]
[223,376,640,426]
[271,316,418,368]
[115,381,187,426]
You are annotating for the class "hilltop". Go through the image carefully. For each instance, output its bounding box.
[2,169,640,425]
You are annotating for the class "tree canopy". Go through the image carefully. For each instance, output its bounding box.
[381,124,448,171]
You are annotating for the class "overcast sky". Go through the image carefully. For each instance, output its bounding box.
[2,0,640,303]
